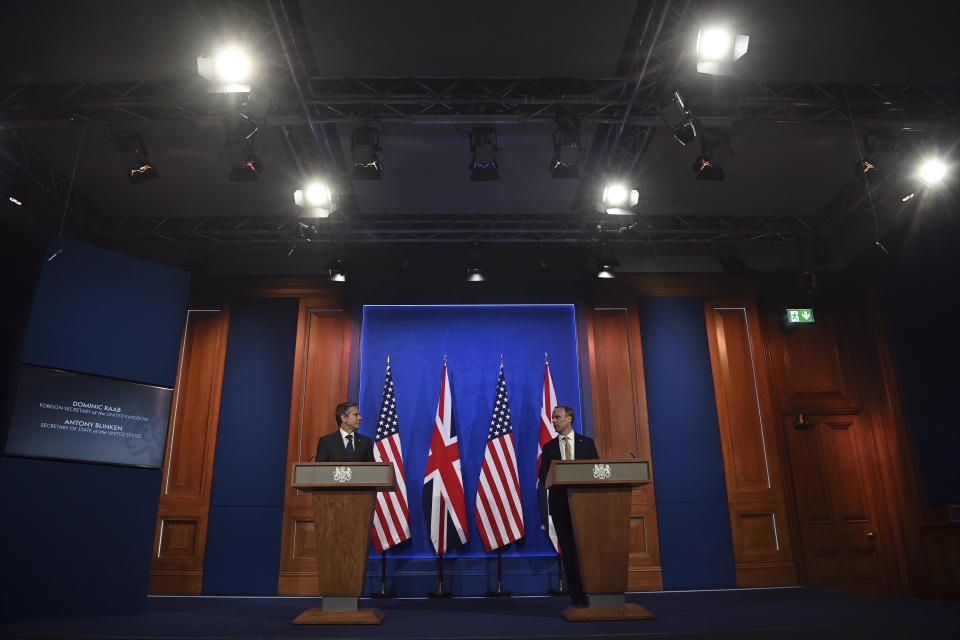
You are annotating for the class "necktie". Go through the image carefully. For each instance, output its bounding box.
[345,434,354,460]
[563,436,573,461]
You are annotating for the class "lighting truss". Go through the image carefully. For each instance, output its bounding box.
[91,212,820,246]
[2,78,955,130]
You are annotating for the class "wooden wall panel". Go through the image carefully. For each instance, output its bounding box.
[278,298,350,595]
[587,304,661,590]
[150,307,230,594]
[921,529,960,599]
[705,301,796,587]
[763,308,858,411]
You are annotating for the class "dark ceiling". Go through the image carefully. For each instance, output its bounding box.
[0,0,957,277]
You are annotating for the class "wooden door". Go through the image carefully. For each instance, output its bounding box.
[783,414,889,595]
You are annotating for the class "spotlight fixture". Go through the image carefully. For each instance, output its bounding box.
[601,182,639,215]
[594,238,619,278]
[118,132,158,185]
[550,127,581,179]
[197,46,254,93]
[466,243,486,282]
[466,259,486,282]
[228,145,261,181]
[693,127,731,181]
[294,181,336,218]
[696,27,749,75]
[351,126,383,180]
[469,127,499,181]
[595,255,619,279]
[660,91,697,146]
[917,157,947,187]
[326,256,347,283]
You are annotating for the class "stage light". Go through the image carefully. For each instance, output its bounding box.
[466,243,486,282]
[696,27,749,76]
[228,147,261,181]
[466,260,486,282]
[197,46,253,93]
[693,127,731,181]
[128,158,159,185]
[327,256,347,283]
[550,127,581,179]
[294,181,335,218]
[118,132,158,185]
[601,183,639,215]
[596,255,619,279]
[351,126,382,180]
[660,91,697,146]
[917,158,947,186]
[469,127,499,181]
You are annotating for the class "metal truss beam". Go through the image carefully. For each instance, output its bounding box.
[2,77,956,129]
[90,212,820,246]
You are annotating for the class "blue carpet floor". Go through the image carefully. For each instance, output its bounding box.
[1,587,959,639]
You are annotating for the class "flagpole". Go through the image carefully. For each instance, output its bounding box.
[370,551,395,599]
[485,547,512,597]
[549,554,567,596]
[428,551,454,598]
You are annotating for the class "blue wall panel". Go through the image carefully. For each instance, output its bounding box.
[0,239,189,620]
[357,305,579,594]
[637,296,736,590]
[21,238,189,388]
[203,298,298,594]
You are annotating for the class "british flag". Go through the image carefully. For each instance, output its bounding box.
[537,359,560,551]
[422,361,469,554]
[371,360,411,552]
[475,360,524,552]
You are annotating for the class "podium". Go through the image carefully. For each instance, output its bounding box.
[290,462,395,624]
[546,459,654,621]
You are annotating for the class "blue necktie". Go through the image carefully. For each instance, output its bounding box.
[345,434,354,460]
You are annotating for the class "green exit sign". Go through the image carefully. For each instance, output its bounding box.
[786,308,815,323]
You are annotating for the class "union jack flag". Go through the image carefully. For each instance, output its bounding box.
[475,360,524,552]
[422,361,469,554]
[537,360,560,551]
[371,360,411,552]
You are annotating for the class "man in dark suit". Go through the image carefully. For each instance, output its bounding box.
[315,402,375,462]
[537,405,599,607]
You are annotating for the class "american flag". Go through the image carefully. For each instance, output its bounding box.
[371,360,411,553]
[537,360,560,551]
[475,361,524,552]
[422,361,469,554]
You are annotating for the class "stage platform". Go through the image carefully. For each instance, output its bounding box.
[1,587,959,639]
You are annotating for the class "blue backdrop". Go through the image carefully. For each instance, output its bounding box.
[357,305,580,593]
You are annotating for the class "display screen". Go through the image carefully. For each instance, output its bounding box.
[3,364,173,468]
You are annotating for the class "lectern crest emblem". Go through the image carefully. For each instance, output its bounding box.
[592,463,612,480]
[333,466,353,483]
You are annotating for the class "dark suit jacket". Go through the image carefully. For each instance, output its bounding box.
[315,430,375,463]
[537,433,599,524]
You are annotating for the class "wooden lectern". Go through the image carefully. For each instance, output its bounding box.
[290,462,395,625]
[546,459,653,621]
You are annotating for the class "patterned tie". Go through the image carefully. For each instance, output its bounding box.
[345,434,354,460]
[563,435,573,461]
